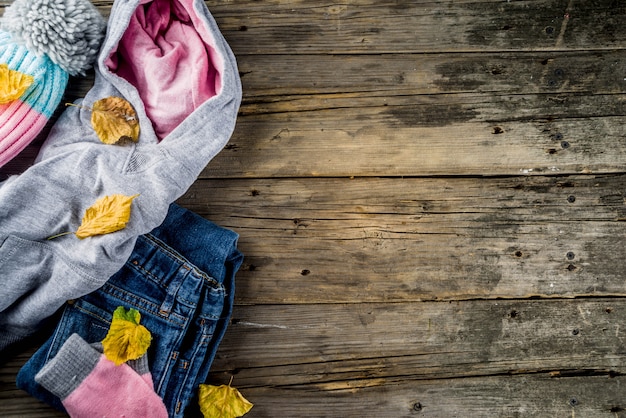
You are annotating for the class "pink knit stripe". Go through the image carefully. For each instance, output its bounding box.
[0,102,46,167]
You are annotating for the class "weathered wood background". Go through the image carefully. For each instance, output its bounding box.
[1,0,626,416]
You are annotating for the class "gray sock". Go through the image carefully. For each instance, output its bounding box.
[34,334,100,400]
[35,334,153,400]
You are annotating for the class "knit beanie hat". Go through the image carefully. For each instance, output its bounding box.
[0,0,106,168]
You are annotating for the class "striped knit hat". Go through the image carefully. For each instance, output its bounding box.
[0,0,106,168]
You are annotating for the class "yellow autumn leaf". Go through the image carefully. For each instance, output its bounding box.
[91,96,140,144]
[75,194,138,239]
[198,382,253,418]
[102,306,152,366]
[0,63,33,104]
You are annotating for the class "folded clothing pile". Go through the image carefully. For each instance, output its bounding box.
[18,203,243,417]
[0,0,243,416]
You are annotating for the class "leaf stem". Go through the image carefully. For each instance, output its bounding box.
[65,102,92,111]
[47,231,74,240]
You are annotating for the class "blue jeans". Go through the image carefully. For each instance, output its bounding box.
[16,204,243,418]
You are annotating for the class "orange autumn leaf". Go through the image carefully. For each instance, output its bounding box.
[198,382,253,418]
[0,63,33,104]
[90,96,140,144]
[102,306,152,366]
[75,194,138,239]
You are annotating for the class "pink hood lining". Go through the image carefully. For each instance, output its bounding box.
[104,0,224,140]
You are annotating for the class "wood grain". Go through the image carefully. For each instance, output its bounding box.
[178,175,626,303]
[208,0,626,54]
[3,6,625,178]
[4,300,625,417]
[208,299,626,384]
[65,0,625,54]
[233,374,626,417]
[203,299,626,416]
[237,52,626,96]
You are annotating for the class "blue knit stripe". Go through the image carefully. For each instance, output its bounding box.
[0,31,13,47]
[0,32,68,117]
[22,57,68,117]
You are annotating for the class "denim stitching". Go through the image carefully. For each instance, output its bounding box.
[125,261,202,307]
[126,258,224,307]
[74,305,110,325]
[172,326,211,409]
[101,282,187,326]
[143,234,221,288]
[125,259,164,286]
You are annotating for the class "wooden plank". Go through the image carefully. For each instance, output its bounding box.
[178,175,626,303]
[5,52,626,179]
[5,1,623,55]
[0,397,63,418]
[220,51,626,178]
[203,0,626,54]
[0,347,65,418]
[232,374,626,417]
[7,51,625,107]
[207,300,626,387]
[238,51,626,96]
[4,375,624,417]
[206,108,626,178]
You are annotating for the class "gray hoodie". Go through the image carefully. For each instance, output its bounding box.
[0,0,242,352]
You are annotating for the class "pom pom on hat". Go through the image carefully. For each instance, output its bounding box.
[1,0,106,76]
[0,0,106,168]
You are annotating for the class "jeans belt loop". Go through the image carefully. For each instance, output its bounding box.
[159,264,191,317]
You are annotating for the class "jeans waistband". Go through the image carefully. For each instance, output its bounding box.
[128,234,217,317]
[149,204,241,283]
[125,204,241,317]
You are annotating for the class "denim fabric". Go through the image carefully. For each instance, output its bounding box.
[17,204,243,418]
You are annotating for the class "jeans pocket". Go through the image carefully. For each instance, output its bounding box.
[50,299,113,351]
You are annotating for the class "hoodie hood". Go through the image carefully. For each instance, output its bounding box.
[38,0,242,173]
[105,0,224,139]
